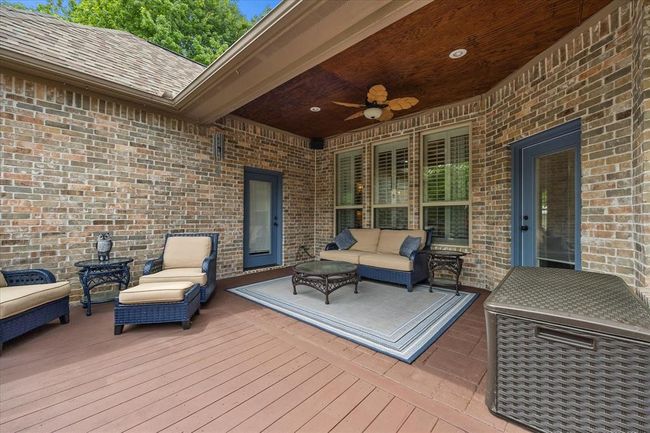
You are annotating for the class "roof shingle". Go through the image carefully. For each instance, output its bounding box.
[0,7,205,98]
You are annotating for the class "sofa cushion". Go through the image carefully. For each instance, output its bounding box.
[0,271,6,288]
[139,268,207,286]
[319,250,366,264]
[333,229,357,250]
[377,230,427,255]
[119,281,194,304]
[0,281,71,319]
[348,229,381,252]
[359,253,413,272]
[163,236,211,269]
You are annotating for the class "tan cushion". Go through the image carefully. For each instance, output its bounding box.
[163,236,211,269]
[359,253,413,271]
[119,281,194,304]
[0,270,6,288]
[139,268,207,285]
[377,230,427,255]
[0,281,71,319]
[348,229,381,252]
[319,250,367,264]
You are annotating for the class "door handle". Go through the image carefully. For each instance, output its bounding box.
[273,222,278,227]
[521,225,529,231]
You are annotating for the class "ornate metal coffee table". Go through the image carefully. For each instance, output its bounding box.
[74,257,133,316]
[292,261,358,305]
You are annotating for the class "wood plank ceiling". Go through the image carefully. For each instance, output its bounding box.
[233,0,611,138]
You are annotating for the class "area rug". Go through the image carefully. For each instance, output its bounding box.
[228,276,478,363]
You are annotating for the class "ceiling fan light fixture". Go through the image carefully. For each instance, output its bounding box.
[449,48,467,59]
[363,107,383,119]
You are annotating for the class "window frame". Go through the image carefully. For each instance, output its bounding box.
[420,124,472,248]
[371,138,410,229]
[334,146,364,234]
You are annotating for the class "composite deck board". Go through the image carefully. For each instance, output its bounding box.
[159,353,316,432]
[0,284,529,433]
[195,359,331,432]
[262,373,359,433]
[88,341,296,433]
[1,325,262,417]
[363,397,415,433]
[228,365,343,433]
[329,387,394,433]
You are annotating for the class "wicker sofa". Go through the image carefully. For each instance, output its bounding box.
[321,228,433,291]
[140,232,219,303]
[0,269,71,353]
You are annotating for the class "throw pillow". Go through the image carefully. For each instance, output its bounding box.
[334,229,357,250]
[399,236,421,258]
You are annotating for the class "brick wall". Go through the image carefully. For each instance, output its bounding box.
[0,71,314,300]
[316,2,650,298]
[631,0,650,303]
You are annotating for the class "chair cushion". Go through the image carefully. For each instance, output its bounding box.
[348,229,381,252]
[319,250,366,264]
[376,230,427,255]
[0,271,6,288]
[0,281,71,319]
[139,268,207,286]
[399,236,422,258]
[119,281,194,304]
[163,236,211,269]
[333,229,357,250]
[359,253,413,271]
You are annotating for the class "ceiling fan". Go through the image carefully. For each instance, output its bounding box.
[332,84,419,122]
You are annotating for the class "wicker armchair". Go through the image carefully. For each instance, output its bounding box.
[0,269,71,353]
[140,233,219,303]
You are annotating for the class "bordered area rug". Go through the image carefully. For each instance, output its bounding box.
[228,276,478,363]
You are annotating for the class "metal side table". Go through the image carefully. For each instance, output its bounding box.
[74,257,133,316]
[427,250,467,296]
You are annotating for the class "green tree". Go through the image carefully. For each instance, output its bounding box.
[36,0,252,65]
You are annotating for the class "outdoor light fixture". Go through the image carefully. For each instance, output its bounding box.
[449,48,467,59]
[213,132,225,175]
[363,107,383,119]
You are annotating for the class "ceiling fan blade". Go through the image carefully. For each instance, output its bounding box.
[367,84,388,104]
[344,111,365,121]
[378,107,394,121]
[332,101,365,108]
[387,97,419,111]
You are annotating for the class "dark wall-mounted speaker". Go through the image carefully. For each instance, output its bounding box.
[309,137,324,150]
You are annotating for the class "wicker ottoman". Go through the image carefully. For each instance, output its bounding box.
[114,281,200,335]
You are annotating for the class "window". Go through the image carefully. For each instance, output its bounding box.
[422,126,470,246]
[373,141,408,229]
[335,149,363,233]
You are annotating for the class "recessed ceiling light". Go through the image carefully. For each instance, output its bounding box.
[449,48,467,59]
[310,106,321,112]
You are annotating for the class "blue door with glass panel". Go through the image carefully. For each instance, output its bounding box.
[243,168,282,269]
[512,120,581,269]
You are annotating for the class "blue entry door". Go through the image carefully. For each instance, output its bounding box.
[243,168,283,269]
[512,120,581,269]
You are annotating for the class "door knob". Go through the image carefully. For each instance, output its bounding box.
[521,225,529,231]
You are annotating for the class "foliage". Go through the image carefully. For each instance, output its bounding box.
[35,0,252,65]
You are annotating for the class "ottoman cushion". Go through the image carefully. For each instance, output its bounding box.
[119,281,194,304]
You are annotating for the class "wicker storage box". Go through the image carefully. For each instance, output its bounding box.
[484,268,650,433]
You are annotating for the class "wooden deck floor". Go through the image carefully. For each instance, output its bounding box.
[0,279,531,433]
